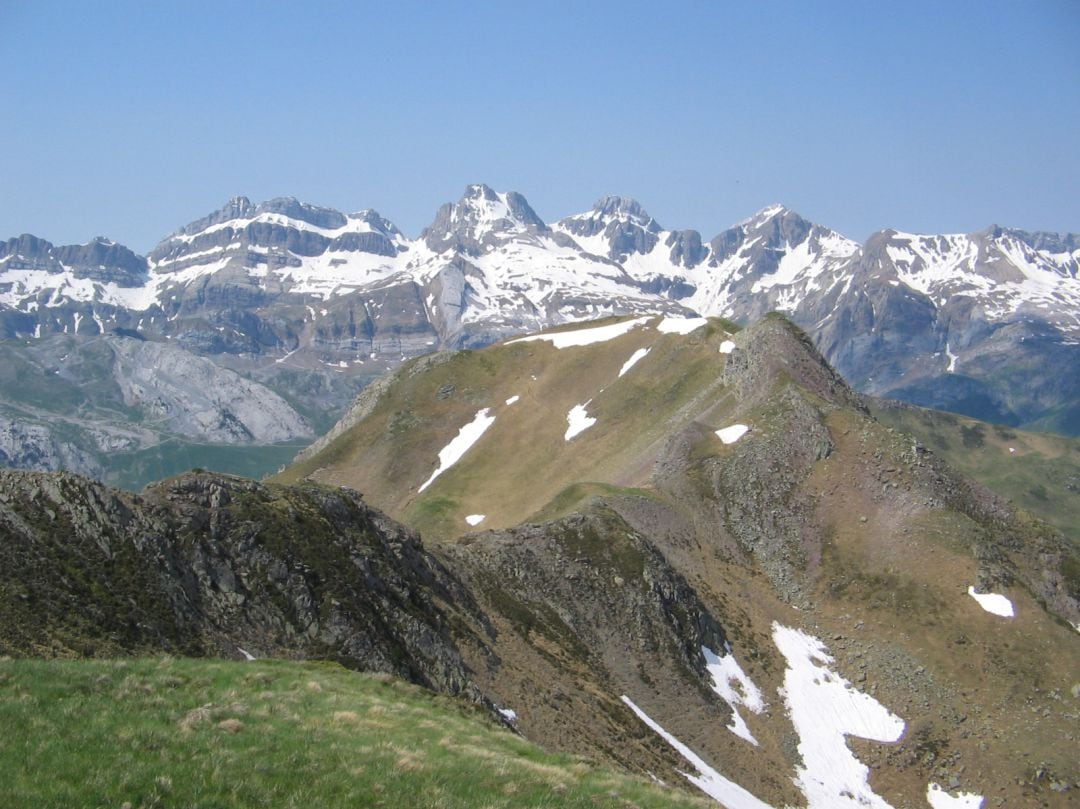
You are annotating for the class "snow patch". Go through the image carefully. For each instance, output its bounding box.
[927,783,984,808]
[772,622,905,809]
[565,403,596,441]
[506,316,650,348]
[703,646,765,745]
[719,339,736,354]
[465,514,486,526]
[716,424,749,444]
[656,316,709,334]
[505,395,520,406]
[498,707,517,722]
[237,647,256,661]
[418,408,496,493]
[620,696,774,809]
[619,347,651,377]
[967,587,1014,617]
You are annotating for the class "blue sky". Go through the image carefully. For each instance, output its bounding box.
[2,0,1077,251]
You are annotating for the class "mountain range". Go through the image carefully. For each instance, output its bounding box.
[4,314,1077,807]
[2,185,1078,485]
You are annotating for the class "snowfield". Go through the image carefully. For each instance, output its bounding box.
[772,622,905,809]
[624,625,958,809]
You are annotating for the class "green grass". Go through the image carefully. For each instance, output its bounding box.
[0,657,707,809]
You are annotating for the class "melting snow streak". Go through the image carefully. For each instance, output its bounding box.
[620,696,774,809]
[772,622,905,809]
[565,403,596,440]
[418,408,496,493]
[619,347,651,377]
[967,587,1014,617]
[465,514,486,526]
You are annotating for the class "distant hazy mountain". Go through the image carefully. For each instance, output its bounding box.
[1,185,1077,483]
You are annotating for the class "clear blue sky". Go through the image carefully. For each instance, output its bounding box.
[2,0,1077,251]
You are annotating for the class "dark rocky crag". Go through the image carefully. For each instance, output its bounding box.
[0,470,484,700]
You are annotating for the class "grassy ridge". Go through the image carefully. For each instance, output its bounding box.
[872,402,1080,538]
[279,317,739,541]
[0,657,706,809]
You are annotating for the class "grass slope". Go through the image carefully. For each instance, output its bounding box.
[0,657,706,809]
[280,316,740,540]
[872,401,1080,539]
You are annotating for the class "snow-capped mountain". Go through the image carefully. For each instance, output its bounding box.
[809,226,1080,430]
[555,198,862,319]
[412,185,690,344]
[2,185,1078,437]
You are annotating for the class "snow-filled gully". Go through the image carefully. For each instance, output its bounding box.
[623,623,986,809]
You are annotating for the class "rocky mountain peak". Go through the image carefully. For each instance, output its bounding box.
[591,195,657,226]
[554,196,664,262]
[421,184,548,255]
[348,209,404,238]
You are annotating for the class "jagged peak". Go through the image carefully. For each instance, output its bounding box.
[420,184,547,250]
[452,184,544,227]
[737,203,795,228]
[557,195,661,232]
[592,195,653,222]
